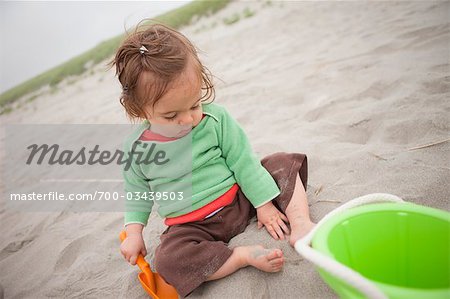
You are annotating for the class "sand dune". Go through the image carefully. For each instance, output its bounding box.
[1,1,449,298]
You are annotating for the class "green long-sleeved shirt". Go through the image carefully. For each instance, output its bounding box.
[123,103,280,226]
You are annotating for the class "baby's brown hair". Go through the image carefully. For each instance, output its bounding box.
[108,21,215,120]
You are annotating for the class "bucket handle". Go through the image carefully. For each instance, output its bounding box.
[294,193,405,299]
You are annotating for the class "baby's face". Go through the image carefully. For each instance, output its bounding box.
[142,63,204,138]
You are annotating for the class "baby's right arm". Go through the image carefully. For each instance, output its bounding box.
[121,140,152,265]
[120,223,147,265]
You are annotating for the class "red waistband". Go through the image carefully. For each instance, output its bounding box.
[164,184,239,226]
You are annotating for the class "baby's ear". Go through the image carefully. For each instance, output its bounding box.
[142,110,152,120]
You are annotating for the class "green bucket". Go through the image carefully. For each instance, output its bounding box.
[310,201,450,299]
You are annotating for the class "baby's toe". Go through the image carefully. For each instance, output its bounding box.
[266,249,283,261]
[270,255,284,265]
[271,260,284,271]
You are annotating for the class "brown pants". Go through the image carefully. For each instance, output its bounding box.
[154,152,308,297]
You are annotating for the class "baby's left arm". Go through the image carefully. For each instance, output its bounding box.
[217,106,280,208]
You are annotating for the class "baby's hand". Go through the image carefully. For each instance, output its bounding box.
[120,232,147,265]
[256,201,290,240]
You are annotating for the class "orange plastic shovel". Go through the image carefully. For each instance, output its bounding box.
[119,231,178,299]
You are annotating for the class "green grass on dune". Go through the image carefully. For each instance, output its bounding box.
[0,0,231,112]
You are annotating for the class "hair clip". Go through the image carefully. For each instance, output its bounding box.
[139,45,149,54]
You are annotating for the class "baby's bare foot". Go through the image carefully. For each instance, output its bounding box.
[289,221,316,247]
[236,245,284,272]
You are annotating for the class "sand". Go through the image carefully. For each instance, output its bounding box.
[0,0,449,298]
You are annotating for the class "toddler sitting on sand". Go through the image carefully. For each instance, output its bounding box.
[111,21,315,297]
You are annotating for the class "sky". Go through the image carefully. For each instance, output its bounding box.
[0,1,191,93]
